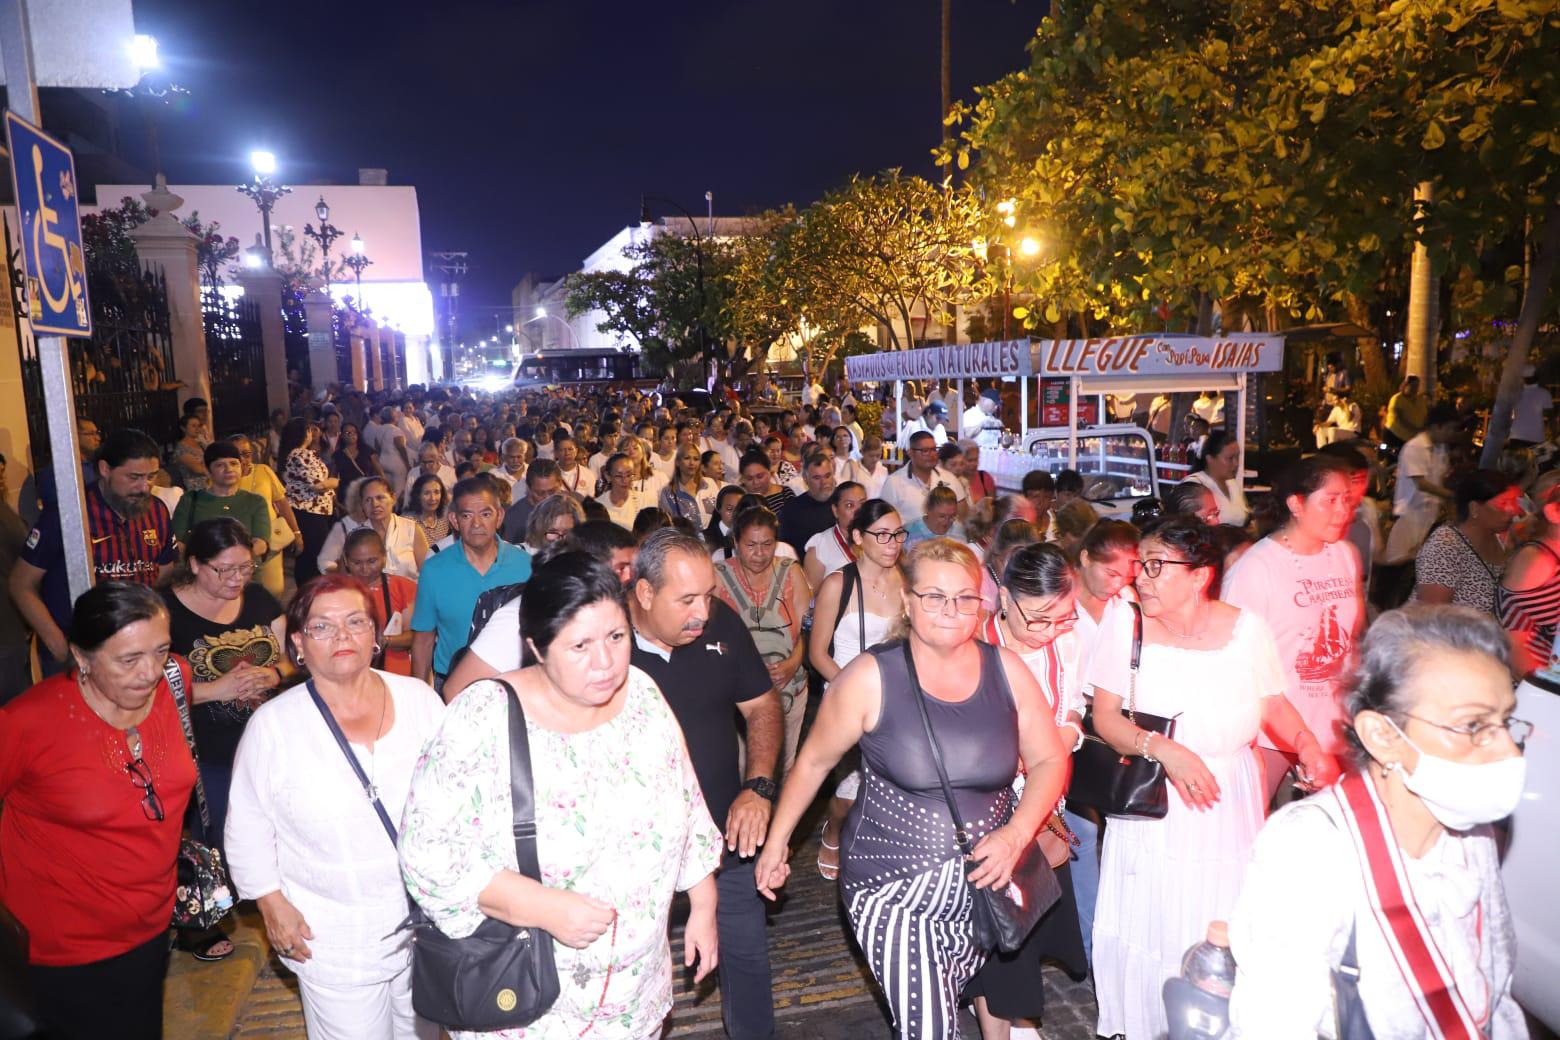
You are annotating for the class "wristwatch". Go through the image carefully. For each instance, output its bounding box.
[742,777,778,802]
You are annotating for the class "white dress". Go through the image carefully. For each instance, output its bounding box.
[803,525,854,582]
[1084,608,1286,1040]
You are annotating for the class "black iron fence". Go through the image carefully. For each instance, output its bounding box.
[332,308,353,385]
[202,287,268,442]
[283,296,311,390]
[71,266,181,451]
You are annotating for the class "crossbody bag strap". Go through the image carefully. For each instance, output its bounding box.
[713,561,754,614]
[374,579,393,670]
[762,559,791,617]
[901,640,977,858]
[163,656,212,833]
[308,680,399,845]
[498,679,543,882]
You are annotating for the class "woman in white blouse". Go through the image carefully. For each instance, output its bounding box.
[318,476,430,580]
[1228,605,1529,1038]
[399,551,721,1039]
[801,481,866,589]
[225,574,445,1040]
[1185,430,1249,528]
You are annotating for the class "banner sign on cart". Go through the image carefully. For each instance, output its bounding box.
[847,339,1033,383]
[1036,334,1283,378]
[1040,377,1100,426]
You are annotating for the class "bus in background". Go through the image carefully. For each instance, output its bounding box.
[514,349,646,387]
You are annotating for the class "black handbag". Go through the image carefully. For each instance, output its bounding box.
[307,679,560,1031]
[902,641,1061,953]
[1068,602,1179,819]
[165,657,236,930]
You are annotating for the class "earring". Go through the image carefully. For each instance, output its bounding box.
[294,650,306,666]
[999,609,1008,621]
[372,643,382,656]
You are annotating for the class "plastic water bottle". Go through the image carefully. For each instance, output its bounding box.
[1162,921,1236,1039]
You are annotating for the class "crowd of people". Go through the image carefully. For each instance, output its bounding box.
[0,370,1550,1040]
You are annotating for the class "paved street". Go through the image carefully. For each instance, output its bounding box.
[197,824,1097,1039]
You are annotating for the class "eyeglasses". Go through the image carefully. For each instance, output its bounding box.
[864,527,909,544]
[909,589,984,616]
[1132,558,1199,579]
[208,562,257,580]
[1008,597,1079,633]
[124,728,164,822]
[301,615,377,641]
[1399,713,1534,749]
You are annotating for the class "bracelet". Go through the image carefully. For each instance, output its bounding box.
[1138,731,1158,763]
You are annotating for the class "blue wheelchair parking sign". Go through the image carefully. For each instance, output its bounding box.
[6,111,91,336]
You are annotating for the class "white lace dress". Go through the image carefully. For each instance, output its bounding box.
[1084,607,1286,1040]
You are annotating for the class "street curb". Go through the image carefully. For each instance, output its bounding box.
[163,921,267,1039]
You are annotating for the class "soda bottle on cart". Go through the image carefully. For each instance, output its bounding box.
[1162,921,1236,1039]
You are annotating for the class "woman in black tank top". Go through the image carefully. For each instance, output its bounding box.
[755,538,1071,1040]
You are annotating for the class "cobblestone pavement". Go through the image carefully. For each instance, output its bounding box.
[230,827,1098,1039]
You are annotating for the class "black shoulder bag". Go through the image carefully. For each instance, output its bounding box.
[901,641,1060,953]
[166,657,235,930]
[1068,602,1179,819]
[308,679,559,1031]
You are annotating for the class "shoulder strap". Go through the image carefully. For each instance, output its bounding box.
[1521,539,1560,566]
[761,559,791,616]
[1125,601,1143,719]
[163,656,212,833]
[499,679,543,882]
[373,580,393,670]
[714,560,755,611]
[309,680,399,844]
[901,640,976,858]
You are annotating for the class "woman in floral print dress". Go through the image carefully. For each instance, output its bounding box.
[399,551,722,1040]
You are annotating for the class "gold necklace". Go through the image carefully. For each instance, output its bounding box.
[1155,603,1209,641]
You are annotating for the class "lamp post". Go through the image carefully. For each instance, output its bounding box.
[303,196,344,295]
[110,35,187,189]
[237,151,290,261]
[640,194,711,377]
[341,231,373,311]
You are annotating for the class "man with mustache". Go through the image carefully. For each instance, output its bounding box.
[10,428,178,677]
[629,529,782,1040]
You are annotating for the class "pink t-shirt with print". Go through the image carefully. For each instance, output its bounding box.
[1222,536,1363,755]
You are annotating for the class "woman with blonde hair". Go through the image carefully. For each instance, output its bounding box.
[758,537,1070,1040]
[523,493,585,555]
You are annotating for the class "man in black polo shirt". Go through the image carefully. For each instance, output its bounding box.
[777,449,836,557]
[629,528,780,1040]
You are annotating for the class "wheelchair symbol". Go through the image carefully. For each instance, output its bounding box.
[28,143,86,324]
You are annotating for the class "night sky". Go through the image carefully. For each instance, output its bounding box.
[133,0,1045,335]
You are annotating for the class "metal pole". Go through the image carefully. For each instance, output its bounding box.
[1067,375,1080,469]
[1235,372,1249,483]
[260,198,273,257]
[0,0,92,603]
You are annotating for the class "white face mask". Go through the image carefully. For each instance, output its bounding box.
[1387,719,1527,831]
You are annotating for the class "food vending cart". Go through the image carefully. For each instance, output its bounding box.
[846,333,1285,513]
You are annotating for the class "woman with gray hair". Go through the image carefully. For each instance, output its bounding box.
[523,492,585,555]
[1227,605,1530,1038]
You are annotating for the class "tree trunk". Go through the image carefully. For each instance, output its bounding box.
[1479,198,1560,467]
[1345,292,1392,396]
[1405,181,1441,397]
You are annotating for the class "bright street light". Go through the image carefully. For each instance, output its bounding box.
[129,34,159,71]
[250,150,277,175]
[351,232,365,255]
[1019,236,1042,257]
[505,324,514,333]
[534,305,546,320]
[997,198,1017,228]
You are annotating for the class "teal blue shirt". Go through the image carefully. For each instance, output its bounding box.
[409,538,531,675]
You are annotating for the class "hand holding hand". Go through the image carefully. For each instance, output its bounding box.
[1297,743,1341,791]
[544,890,616,950]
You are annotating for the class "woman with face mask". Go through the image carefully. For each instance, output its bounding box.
[1227,605,1530,1038]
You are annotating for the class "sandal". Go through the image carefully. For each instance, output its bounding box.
[817,830,841,881]
[178,931,235,962]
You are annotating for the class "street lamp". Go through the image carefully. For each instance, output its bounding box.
[106,34,188,189]
[303,196,344,294]
[341,231,373,311]
[1019,235,1042,257]
[242,235,267,270]
[237,151,290,261]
